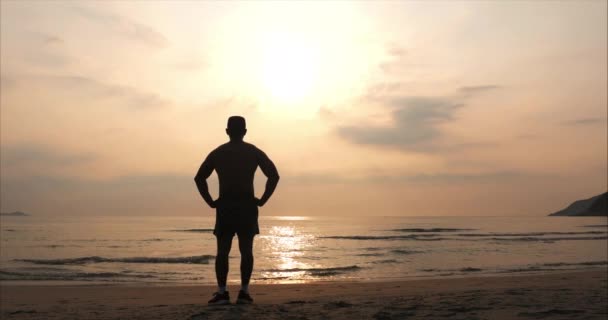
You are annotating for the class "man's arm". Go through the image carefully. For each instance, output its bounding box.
[256,150,280,207]
[194,152,216,208]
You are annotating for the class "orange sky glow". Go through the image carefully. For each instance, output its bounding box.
[1,1,606,216]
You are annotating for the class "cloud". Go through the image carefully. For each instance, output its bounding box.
[173,57,206,71]
[23,50,72,68]
[337,96,463,150]
[562,117,606,126]
[336,81,503,151]
[457,85,502,100]
[15,32,72,68]
[0,75,16,89]
[368,170,536,184]
[364,82,403,100]
[0,173,197,215]
[0,144,98,179]
[458,85,501,95]
[70,5,168,48]
[283,169,537,187]
[31,32,64,45]
[7,74,168,109]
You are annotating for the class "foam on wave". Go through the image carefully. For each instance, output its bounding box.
[457,231,607,237]
[390,228,475,233]
[0,270,155,281]
[320,235,444,241]
[264,265,361,276]
[16,255,214,265]
[170,229,214,233]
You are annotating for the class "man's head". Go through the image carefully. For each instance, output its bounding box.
[226,116,247,140]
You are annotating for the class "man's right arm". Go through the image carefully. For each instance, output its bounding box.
[194,152,216,208]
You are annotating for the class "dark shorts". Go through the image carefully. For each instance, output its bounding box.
[214,204,259,237]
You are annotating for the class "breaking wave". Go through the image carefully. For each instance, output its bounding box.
[321,233,607,242]
[170,229,214,233]
[419,260,608,275]
[541,261,608,267]
[16,255,214,265]
[320,235,444,241]
[390,249,422,255]
[264,265,361,276]
[457,231,607,237]
[390,228,475,233]
[0,270,155,281]
[370,259,399,264]
[489,236,608,242]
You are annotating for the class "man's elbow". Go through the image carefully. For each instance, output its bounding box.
[270,174,280,183]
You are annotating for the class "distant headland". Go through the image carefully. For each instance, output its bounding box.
[0,211,30,217]
[549,192,608,216]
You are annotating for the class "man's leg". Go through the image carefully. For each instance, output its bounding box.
[215,232,234,292]
[237,232,255,292]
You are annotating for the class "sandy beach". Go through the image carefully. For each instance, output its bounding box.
[1,269,606,320]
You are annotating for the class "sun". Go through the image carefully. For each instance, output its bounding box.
[259,33,319,102]
[211,2,379,117]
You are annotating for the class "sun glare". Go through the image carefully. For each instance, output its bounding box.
[213,2,378,117]
[260,34,319,102]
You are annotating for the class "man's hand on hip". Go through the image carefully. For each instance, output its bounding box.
[255,197,265,207]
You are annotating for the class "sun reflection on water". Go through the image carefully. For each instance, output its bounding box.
[268,216,310,221]
[259,225,316,283]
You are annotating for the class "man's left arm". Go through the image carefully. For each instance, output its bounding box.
[194,152,216,208]
[256,149,280,207]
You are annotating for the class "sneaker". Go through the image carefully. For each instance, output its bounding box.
[236,290,253,304]
[208,291,230,305]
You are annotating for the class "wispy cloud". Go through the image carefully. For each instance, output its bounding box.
[562,117,606,126]
[31,32,64,45]
[7,74,168,109]
[16,32,73,68]
[337,96,463,151]
[172,56,206,71]
[368,170,536,184]
[337,83,502,151]
[70,5,168,48]
[0,173,194,215]
[0,75,16,89]
[458,85,501,95]
[285,170,536,186]
[0,144,97,169]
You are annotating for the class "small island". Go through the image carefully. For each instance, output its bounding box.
[0,211,29,217]
[549,192,607,216]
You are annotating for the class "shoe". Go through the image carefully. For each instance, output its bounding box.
[236,290,253,304]
[208,291,230,305]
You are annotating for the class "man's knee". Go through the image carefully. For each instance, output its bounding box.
[216,235,233,258]
[216,249,230,259]
[239,247,254,261]
[241,251,253,261]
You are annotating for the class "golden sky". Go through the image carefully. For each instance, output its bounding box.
[1,1,606,216]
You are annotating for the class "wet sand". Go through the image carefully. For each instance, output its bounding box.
[1,269,607,320]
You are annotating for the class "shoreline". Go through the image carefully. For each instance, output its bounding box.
[1,265,606,288]
[2,269,606,319]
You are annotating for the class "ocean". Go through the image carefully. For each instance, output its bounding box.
[1,215,606,285]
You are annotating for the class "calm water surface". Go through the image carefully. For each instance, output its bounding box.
[1,215,606,285]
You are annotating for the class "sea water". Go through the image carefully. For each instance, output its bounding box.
[1,215,606,285]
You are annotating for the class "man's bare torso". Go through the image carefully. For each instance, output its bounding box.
[203,141,277,205]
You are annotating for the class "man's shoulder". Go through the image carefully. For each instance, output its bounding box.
[207,143,229,158]
[213,142,230,151]
[244,142,268,156]
[243,141,261,150]
[213,142,262,154]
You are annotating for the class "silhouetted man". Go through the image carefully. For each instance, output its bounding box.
[194,116,279,305]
